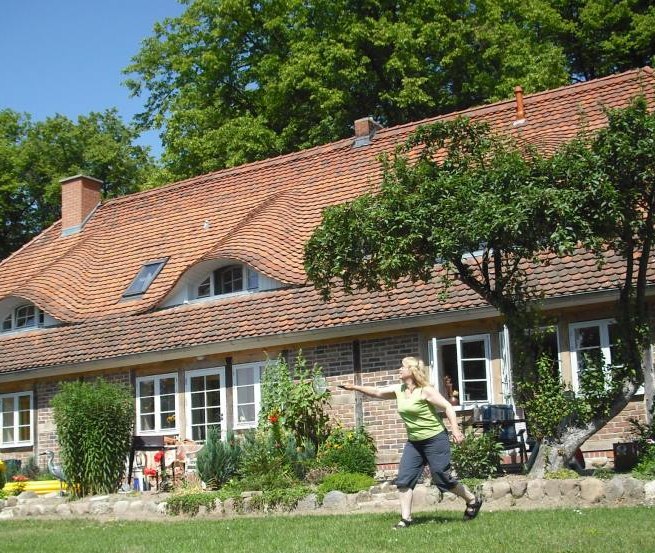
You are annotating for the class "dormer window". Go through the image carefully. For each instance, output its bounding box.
[195,264,259,299]
[122,259,167,299]
[2,304,44,333]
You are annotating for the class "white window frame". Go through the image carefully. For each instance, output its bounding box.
[185,367,227,442]
[0,391,33,448]
[569,319,616,393]
[1,304,44,333]
[135,373,179,435]
[194,263,260,300]
[232,362,262,430]
[429,334,493,409]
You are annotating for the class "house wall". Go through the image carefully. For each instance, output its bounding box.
[1,317,650,471]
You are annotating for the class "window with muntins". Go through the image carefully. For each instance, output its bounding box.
[123,259,167,298]
[136,374,178,434]
[569,319,618,392]
[195,264,260,299]
[430,335,492,408]
[233,363,262,429]
[0,392,33,447]
[1,304,44,333]
[185,368,225,442]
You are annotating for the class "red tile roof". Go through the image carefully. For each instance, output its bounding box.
[0,68,654,374]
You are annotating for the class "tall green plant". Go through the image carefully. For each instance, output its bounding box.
[260,351,331,447]
[196,428,242,489]
[51,379,134,497]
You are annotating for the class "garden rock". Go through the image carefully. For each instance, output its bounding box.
[322,490,348,509]
[296,493,318,511]
[603,479,624,501]
[17,491,38,500]
[580,478,604,503]
[5,497,18,507]
[55,503,72,516]
[492,479,511,500]
[526,480,545,500]
[510,479,527,498]
[559,479,579,499]
[644,481,655,504]
[543,480,561,498]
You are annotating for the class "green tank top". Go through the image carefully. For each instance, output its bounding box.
[394,384,445,441]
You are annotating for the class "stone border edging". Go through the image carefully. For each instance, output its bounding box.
[1,476,654,520]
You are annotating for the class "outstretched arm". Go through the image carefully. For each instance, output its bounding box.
[423,386,464,443]
[339,383,396,400]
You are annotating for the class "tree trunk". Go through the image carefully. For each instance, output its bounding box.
[528,380,642,477]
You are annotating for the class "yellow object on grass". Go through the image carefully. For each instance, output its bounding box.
[2,480,67,495]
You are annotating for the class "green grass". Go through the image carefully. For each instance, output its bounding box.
[2,507,654,552]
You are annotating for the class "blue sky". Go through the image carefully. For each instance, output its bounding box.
[0,0,186,157]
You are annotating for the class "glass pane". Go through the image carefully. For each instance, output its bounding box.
[161,412,176,429]
[461,340,485,359]
[462,381,487,402]
[19,426,30,441]
[206,390,221,407]
[3,411,14,426]
[3,428,14,443]
[197,277,211,298]
[18,395,30,410]
[608,324,618,346]
[237,405,255,424]
[192,425,205,442]
[139,414,153,431]
[576,326,600,349]
[160,395,175,412]
[19,410,30,425]
[236,367,254,386]
[462,360,486,380]
[205,374,220,390]
[191,392,206,408]
[159,378,176,395]
[139,380,155,397]
[140,397,155,414]
[2,397,13,414]
[192,409,206,425]
[207,408,221,424]
[190,376,205,392]
[2,315,11,331]
[247,268,259,290]
[237,386,255,404]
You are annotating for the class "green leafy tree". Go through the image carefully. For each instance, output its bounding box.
[304,113,652,475]
[0,108,156,260]
[125,0,569,179]
[51,379,134,497]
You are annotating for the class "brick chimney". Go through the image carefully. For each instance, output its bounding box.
[513,86,527,127]
[353,117,383,147]
[60,175,102,237]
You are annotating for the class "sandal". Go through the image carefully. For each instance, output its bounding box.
[463,497,483,520]
[393,518,412,529]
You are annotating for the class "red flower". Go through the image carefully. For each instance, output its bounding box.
[153,451,164,463]
[12,474,28,482]
[143,467,157,477]
[268,413,279,424]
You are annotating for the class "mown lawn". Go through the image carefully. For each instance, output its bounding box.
[3,507,654,553]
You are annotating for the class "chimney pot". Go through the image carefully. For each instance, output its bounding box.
[353,117,383,147]
[513,85,526,124]
[60,175,102,237]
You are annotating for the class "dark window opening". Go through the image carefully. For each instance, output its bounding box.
[123,259,167,298]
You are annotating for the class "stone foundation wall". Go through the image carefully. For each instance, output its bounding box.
[1,476,654,521]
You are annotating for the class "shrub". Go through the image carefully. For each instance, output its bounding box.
[19,456,40,480]
[0,459,6,490]
[166,491,222,516]
[196,428,242,489]
[633,445,655,480]
[452,431,502,479]
[317,426,377,476]
[317,472,375,501]
[544,468,579,479]
[52,378,134,497]
[238,429,298,490]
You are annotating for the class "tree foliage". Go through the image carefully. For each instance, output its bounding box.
[0,108,155,260]
[304,106,654,473]
[125,0,571,179]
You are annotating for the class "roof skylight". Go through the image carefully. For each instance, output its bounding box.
[122,259,167,298]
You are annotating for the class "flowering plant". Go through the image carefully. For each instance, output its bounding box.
[11,474,28,495]
[153,451,164,464]
[0,459,5,473]
[143,467,157,477]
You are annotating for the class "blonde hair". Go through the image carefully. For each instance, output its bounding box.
[402,356,430,388]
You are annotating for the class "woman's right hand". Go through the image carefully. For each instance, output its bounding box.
[338,383,353,390]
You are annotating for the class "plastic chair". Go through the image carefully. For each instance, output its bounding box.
[479,404,528,472]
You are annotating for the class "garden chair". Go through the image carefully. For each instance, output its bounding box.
[479,404,529,473]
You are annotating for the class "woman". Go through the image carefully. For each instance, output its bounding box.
[340,356,482,528]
